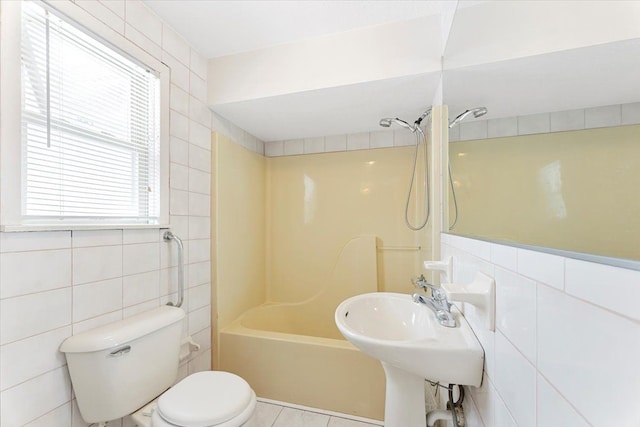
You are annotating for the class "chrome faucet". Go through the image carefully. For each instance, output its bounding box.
[412,275,456,328]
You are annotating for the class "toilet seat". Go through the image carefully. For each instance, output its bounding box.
[150,371,256,427]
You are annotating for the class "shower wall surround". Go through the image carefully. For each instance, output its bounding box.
[0,1,260,425]
[448,123,640,260]
[442,233,640,427]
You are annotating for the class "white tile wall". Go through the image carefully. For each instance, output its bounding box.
[0,366,72,427]
[304,137,325,154]
[346,132,370,151]
[487,117,518,139]
[536,376,590,427]
[325,134,348,152]
[394,128,416,147]
[621,102,640,125]
[265,128,423,157]
[369,130,393,149]
[24,402,72,427]
[443,233,640,427]
[0,1,214,425]
[550,109,585,132]
[585,105,621,128]
[284,139,304,155]
[495,268,536,363]
[73,278,123,322]
[211,112,265,155]
[450,102,640,144]
[459,120,488,141]
[518,113,550,135]
[494,332,536,427]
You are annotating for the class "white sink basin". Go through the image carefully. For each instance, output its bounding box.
[335,292,484,427]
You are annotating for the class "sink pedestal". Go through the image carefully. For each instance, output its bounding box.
[381,362,426,427]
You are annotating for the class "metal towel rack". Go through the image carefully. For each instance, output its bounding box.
[163,231,184,308]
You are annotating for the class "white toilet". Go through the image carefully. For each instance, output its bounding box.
[60,306,256,427]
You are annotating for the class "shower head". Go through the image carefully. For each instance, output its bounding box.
[379,118,393,127]
[379,117,414,131]
[379,108,432,132]
[449,107,488,128]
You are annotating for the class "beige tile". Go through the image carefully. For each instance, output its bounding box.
[273,408,329,427]
[328,417,380,427]
[245,402,283,427]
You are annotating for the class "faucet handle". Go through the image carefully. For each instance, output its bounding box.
[411,274,430,291]
[412,275,448,302]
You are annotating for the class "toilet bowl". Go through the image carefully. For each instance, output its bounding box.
[131,371,257,427]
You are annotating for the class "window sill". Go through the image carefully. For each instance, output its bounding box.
[1,223,171,232]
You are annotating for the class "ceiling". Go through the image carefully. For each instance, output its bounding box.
[444,38,640,121]
[143,0,450,141]
[143,1,640,142]
[143,1,448,59]
[214,72,442,141]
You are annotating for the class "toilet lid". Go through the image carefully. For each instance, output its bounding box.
[157,371,253,427]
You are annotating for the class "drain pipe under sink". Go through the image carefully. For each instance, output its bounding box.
[426,409,453,426]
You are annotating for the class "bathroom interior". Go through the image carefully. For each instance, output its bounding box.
[0,1,639,427]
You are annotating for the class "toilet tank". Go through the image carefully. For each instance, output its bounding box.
[60,306,185,423]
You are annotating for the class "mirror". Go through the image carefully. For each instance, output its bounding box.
[442,2,640,263]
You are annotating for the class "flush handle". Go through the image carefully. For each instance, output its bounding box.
[109,345,131,357]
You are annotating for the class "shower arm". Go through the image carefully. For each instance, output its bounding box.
[163,231,184,308]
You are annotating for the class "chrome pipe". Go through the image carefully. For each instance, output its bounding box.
[163,231,184,308]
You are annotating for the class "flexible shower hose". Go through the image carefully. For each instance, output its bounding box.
[405,126,430,231]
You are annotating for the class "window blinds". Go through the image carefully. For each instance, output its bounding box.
[21,1,161,224]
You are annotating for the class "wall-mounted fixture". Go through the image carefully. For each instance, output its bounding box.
[442,272,495,331]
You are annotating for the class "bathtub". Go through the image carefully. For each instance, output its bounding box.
[219,301,386,421]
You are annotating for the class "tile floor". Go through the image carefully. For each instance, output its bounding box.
[244,401,382,427]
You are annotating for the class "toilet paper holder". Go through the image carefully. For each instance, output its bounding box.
[179,336,201,362]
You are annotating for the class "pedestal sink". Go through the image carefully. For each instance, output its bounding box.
[335,292,484,427]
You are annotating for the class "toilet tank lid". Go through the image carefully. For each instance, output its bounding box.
[60,306,185,353]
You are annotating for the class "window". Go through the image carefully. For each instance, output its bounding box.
[0,0,169,229]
